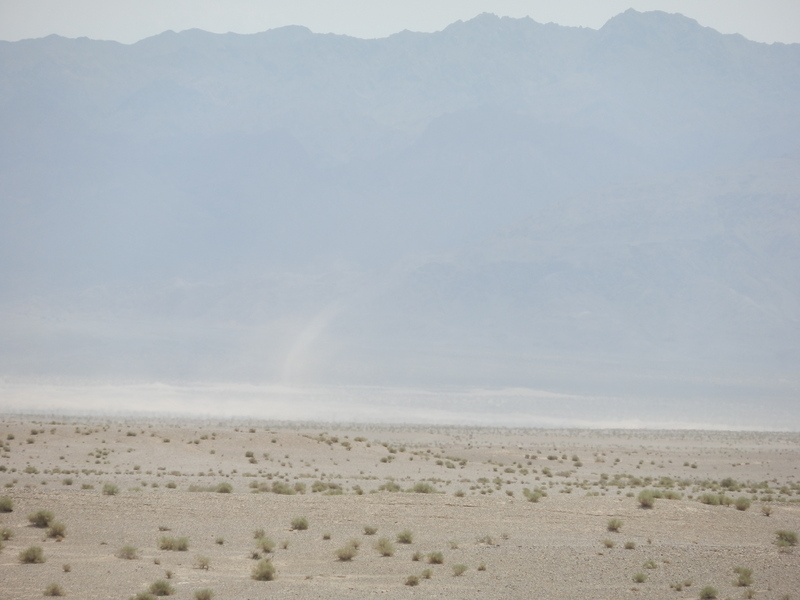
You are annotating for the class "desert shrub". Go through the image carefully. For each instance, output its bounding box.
[43,583,64,596]
[62,478,73,486]
[761,505,772,516]
[624,541,636,549]
[607,518,622,532]
[28,510,55,528]
[214,483,232,493]
[251,558,276,580]
[195,555,210,570]
[335,544,358,561]
[735,497,752,511]
[452,564,468,576]
[257,537,275,553]
[379,481,402,492]
[271,482,295,495]
[117,545,139,559]
[215,537,224,545]
[158,536,189,551]
[405,575,419,586]
[775,530,797,547]
[632,572,647,583]
[602,539,616,548]
[290,516,309,531]
[194,590,214,600]
[102,483,119,496]
[411,482,436,494]
[253,528,265,539]
[280,539,289,549]
[131,593,156,600]
[0,496,13,512]
[19,545,45,563]
[427,551,444,564]
[149,579,175,596]
[643,559,657,569]
[699,586,718,599]
[375,537,395,557]
[477,562,486,571]
[411,550,422,561]
[62,564,70,572]
[733,567,753,587]
[638,489,656,508]
[47,521,67,539]
[396,529,414,544]
[322,532,331,540]
[421,568,433,579]
[0,526,13,540]
[363,525,378,535]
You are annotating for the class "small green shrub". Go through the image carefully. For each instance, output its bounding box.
[776,530,797,547]
[761,505,772,516]
[215,482,232,493]
[335,544,357,561]
[102,483,119,496]
[411,550,422,561]
[291,516,309,531]
[477,562,486,571]
[452,564,468,576]
[194,590,214,600]
[624,541,636,549]
[195,555,210,570]
[0,526,13,540]
[375,537,395,557]
[158,536,189,551]
[602,539,615,548]
[405,575,419,586]
[638,489,656,509]
[363,525,378,535]
[421,568,433,579]
[131,593,156,600]
[607,518,622,532]
[19,545,45,563]
[0,496,13,512]
[411,482,436,493]
[396,529,414,544]
[117,545,138,559]
[28,510,55,528]
[149,579,175,596]
[427,551,444,564]
[47,521,67,539]
[699,585,718,599]
[632,572,647,583]
[733,566,752,587]
[43,583,64,596]
[251,558,276,580]
[257,537,275,553]
[734,497,751,511]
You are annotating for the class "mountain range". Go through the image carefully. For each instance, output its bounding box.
[1,10,799,425]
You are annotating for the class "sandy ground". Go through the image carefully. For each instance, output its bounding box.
[0,416,798,599]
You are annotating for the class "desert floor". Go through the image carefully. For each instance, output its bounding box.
[0,416,798,599]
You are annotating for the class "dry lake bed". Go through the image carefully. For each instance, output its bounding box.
[1,416,799,599]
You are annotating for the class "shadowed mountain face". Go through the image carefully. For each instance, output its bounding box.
[1,10,799,419]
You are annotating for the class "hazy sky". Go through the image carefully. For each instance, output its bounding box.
[1,0,799,44]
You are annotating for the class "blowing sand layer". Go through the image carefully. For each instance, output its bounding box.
[0,417,798,599]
